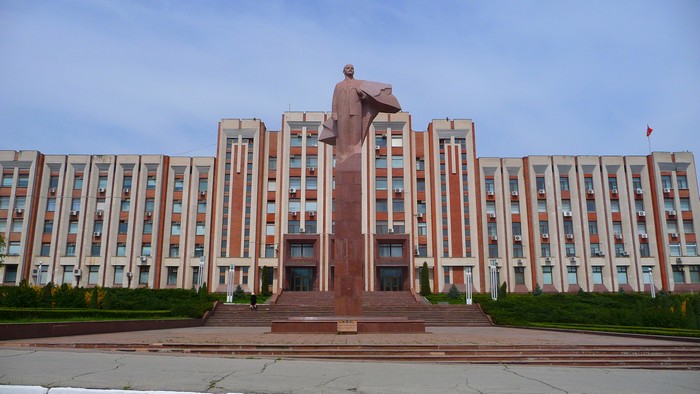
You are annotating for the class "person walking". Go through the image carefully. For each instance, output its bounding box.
[249,292,257,311]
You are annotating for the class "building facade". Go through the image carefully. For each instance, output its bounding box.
[1,112,699,294]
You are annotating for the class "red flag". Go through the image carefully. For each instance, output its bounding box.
[646,125,653,137]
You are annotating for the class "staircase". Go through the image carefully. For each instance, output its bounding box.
[205,291,491,327]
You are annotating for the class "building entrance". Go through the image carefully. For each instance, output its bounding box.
[289,267,314,291]
[379,267,403,291]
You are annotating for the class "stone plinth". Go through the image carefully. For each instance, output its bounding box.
[270,316,426,334]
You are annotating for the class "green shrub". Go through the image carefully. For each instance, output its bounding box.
[419,262,431,296]
[260,266,272,297]
[447,284,461,299]
[234,285,245,300]
[498,282,507,299]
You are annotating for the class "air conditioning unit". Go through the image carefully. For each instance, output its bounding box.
[597,251,606,257]
[635,188,643,195]
[667,210,677,216]
[296,133,302,138]
[417,213,424,218]
[32,268,38,276]
[49,187,57,193]
[414,248,420,256]
[388,228,394,233]
[514,235,522,242]
[146,211,152,217]
[200,191,207,197]
[93,231,101,237]
[611,188,618,194]
[309,167,316,173]
[98,188,106,193]
[620,251,629,257]
[676,257,683,264]
[486,190,495,196]
[566,234,574,240]
[563,211,573,217]
[511,191,518,196]
[637,211,646,217]
[641,233,649,239]
[123,188,130,194]
[542,233,549,239]
[671,232,679,238]
[139,256,148,265]
[299,227,305,233]
[489,235,498,241]
[290,154,296,158]
[538,189,546,195]
[375,145,381,150]
[289,188,297,194]
[14,208,24,214]
[587,189,595,195]
[73,269,82,276]
[394,187,403,193]
[488,213,496,219]
[307,132,314,137]
[545,257,552,264]
[70,210,78,216]
[663,187,671,193]
[614,233,623,240]
[309,211,316,217]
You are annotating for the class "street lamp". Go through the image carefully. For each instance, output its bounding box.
[646,266,656,298]
[226,264,235,303]
[126,272,133,288]
[36,262,44,286]
[197,256,205,291]
[465,269,473,305]
[489,259,498,301]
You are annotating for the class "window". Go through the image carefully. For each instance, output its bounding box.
[391,135,403,147]
[194,244,204,257]
[375,156,387,168]
[73,176,83,190]
[290,156,302,168]
[8,242,21,255]
[290,134,302,147]
[640,243,650,257]
[68,220,78,234]
[376,220,389,234]
[241,266,249,284]
[167,267,178,285]
[592,266,603,284]
[88,266,99,285]
[514,267,525,285]
[560,176,569,191]
[94,220,103,233]
[146,175,157,190]
[91,242,101,256]
[487,222,497,236]
[62,265,74,284]
[14,196,26,210]
[664,198,675,211]
[661,175,672,189]
[513,244,524,258]
[541,243,551,257]
[118,220,128,234]
[43,220,53,233]
[488,244,498,258]
[590,243,601,255]
[417,202,427,214]
[669,243,681,256]
[536,177,546,191]
[537,199,547,213]
[2,174,13,187]
[617,266,628,285]
[289,177,301,189]
[288,220,301,233]
[307,135,318,147]
[219,266,227,284]
[268,157,277,171]
[687,243,698,257]
[615,243,626,257]
[610,200,620,213]
[565,243,575,257]
[97,175,108,190]
[3,264,18,283]
[632,176,642,190]
[169,244,180,257]
[635,199,644,212]
[123,175,133,189]
[690,266,700,283]
[677,175,688,189]
[612,221,623,235]
[561,199,571,211]
[40,243,51,256]
[139,266,149,285]
[0,196,9,209]
[509,179,519,194]
[305,200,317,212]
[65,242,76,256]
[542,266,553,285]
[288,199,301,213]
[378,243,403,257]
[71,198,80,211]
[172,200,182,213]
[684,221,695,234]
[393,199,404,212]
[267,201,276,214]
[196,221,206,235]
[667,220,678,233]
[265,244,275,258]
[172,178,184,192]
[141,243,151,256]
[145,198,155,212]
[484,179,495,193]
[198,178,208,192]
[266,224,275,236]
[267,179,277,192]
[116,243,127,256]
[486,201,495,214]
[121,199,130,212]
[680,198,691,211]
[417,222,427,236]
[11,219,23,233]
[143,220,153,234]
[444,266,451,284]
[391,156,404,168]
[586,199,596,213]
[307,176,318,190]
[16,174,28,188]
[46,198,56,212]
[290,243,314,257]
[171,222,181,235]
[567,266,578,284]
[416,178,425,191]
[510,202,520,214]
[672,266,684,283]
[376,177,387,190]
[584,177,594,191]
[563,220,574,235]
[197,201,206,213]
[608,177,618,191]
[589,221,598,235]
[512,222,522,236]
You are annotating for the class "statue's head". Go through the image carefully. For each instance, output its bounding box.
[343,64,355,78]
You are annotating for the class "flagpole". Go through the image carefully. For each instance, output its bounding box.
[648,135,651,154]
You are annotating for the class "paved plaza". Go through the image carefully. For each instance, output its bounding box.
[1,326,699,393]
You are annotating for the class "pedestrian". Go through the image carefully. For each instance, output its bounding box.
[249,292,257,311]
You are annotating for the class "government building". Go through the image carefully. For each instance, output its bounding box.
[1,111,699,294]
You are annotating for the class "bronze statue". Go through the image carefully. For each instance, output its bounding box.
[320,64,401,162]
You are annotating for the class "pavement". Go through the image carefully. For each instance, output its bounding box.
[1,326,699,393]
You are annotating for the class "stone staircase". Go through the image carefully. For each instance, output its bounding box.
[205,291,491,327]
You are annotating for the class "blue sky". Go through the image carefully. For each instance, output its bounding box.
[1,0,698,161]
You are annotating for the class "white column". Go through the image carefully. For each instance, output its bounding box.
[226,264,235,303]
[466,270,473,305]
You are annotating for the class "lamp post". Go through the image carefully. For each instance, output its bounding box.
[489,259,498,301]
[197,256,205,292]
[646,266,656,298]
[36,262,44,286]
[226,264,235,303]
[465,269,473,305]
[126,272,133,288]
[74,267,81,288]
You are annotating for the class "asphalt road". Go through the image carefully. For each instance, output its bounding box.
[1,348,699,394]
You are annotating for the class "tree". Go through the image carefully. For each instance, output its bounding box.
[447,284,460,299]
[260,266,271,297]
[0,233,6,267]
[419,262,431,296]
